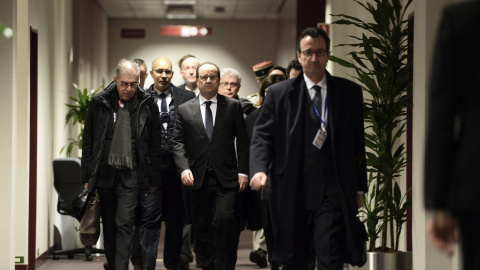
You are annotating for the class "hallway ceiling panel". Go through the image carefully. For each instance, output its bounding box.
[95,0,286,19]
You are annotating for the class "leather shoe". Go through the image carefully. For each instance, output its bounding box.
[249,248,268,268]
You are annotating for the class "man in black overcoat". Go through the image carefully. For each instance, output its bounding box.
[249,27,368,269]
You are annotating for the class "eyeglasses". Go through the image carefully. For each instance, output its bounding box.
[220,82,239,88]
[199,75,219,81]
[120,81,138,88]
[154,69,173,75]
[300,49,328,58]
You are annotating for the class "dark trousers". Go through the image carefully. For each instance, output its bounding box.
[458,212,480,270]
[98,172,139,270]
[139,174,185,269]
[283,194,344,270]
[190,171,237,270]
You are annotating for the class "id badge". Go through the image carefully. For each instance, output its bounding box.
[313,127,327,150]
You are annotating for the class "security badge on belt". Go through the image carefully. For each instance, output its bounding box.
[313,125,327,150]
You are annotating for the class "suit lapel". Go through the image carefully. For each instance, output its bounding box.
[326,72,341,137]
[212,95,226,141]
[189,97,209,139]
[288,75,306,138]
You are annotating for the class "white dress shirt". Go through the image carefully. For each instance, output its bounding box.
[304,74,328,126]
[198,94,218,128]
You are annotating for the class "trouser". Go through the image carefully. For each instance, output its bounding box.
[98,171,139,270]
[190,171,237,270]
[458,212,480,270]
[139,173,185,269]
[283,194,344,270]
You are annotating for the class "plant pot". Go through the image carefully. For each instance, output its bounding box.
[351,251,412,270]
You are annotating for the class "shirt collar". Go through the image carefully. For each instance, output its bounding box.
[199,93,218,105]
[303,73,328,91]
[154,86,171,96]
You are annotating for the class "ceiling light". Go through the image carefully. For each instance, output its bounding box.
[164,0,196,5]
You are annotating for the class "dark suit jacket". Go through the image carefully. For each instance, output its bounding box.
[250,71,367,265]
[425,1,480,214]
[146,84,196,116]
[172,94,250,190]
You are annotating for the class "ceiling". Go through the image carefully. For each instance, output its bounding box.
[95,0,289,20]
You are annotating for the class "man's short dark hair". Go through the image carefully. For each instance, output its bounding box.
[296,27,330,52]
[286,59,302,75]
[196,62,220,79]
[178,54,196,68]
[269,65,287,78]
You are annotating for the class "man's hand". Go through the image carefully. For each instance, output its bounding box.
[84,183,88,190]
[250,172,267,191]
[181,170,194,186]
[238,175,248,192]
[426,211,457,256]
[357,193,364,209]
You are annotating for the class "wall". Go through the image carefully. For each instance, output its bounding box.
[275,0,297,68]
[108,19,278,97]
[0,0,19,268]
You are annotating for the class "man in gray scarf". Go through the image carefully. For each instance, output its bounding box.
[81,58,162,270]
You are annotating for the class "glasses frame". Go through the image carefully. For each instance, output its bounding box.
[199,75,219,81]
[300,49,329,58]
[120,81,138,88]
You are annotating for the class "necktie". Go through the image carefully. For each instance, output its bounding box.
[159,93,168,124]
[205,101,213,139]
[312,85,322,115]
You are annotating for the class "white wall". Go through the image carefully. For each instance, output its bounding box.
[108,19,278,97]
[0,0,19,268]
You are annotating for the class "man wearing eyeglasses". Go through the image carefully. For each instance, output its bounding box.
[249,27,368,269]
[172,62,250,270]
[132,56,196,270]
[81,58,162,270]
[219,68,257,118]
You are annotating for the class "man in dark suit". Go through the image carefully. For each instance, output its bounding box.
[425,2,480,269]
[249,27,368,269]
[172,61,250,270]
[138,57,196,270]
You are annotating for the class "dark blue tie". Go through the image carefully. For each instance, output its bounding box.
[159,93,168,124]
[313,85,322,114]
[205,101,213,139]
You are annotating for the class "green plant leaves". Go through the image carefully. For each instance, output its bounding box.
[330,0,413,252]
[61,83,103,157]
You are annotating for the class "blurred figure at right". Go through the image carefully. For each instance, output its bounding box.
[245,74,286,270]
[424,2,480,270]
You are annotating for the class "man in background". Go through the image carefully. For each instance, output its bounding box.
[286,58,302,79]
[133,58,148,88]
[179,54,200,96]
[139,56,196,270]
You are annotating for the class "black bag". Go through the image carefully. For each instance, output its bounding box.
[79,192,101,245]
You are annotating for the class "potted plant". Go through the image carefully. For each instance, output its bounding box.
[329,0,412,268]
[61,83,103,157]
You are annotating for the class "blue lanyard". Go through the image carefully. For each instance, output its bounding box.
[311,94,328,129]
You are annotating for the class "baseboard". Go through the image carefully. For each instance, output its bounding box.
[34,246,53,269]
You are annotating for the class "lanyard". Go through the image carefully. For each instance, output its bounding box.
[311,94,328,129]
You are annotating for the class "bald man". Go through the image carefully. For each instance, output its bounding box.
[138,57,196,270]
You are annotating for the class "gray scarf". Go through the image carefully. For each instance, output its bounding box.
[108,101,133,169]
